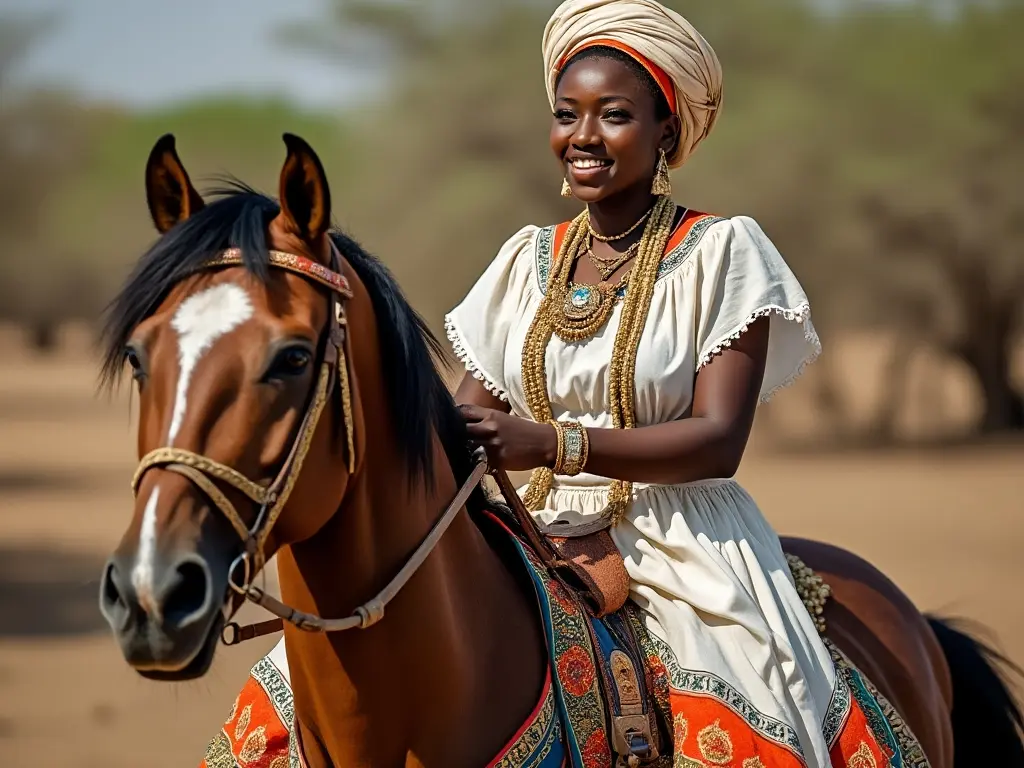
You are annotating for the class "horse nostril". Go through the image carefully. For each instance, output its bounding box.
[99,559,132,631]
[163,558,212,628]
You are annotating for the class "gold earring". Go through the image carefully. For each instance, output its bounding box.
[651,149,672,196]
[561,177,573,198]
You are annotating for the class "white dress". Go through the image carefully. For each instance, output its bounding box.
[444,214,845,767]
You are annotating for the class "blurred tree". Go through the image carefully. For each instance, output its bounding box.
[832,2,1024,432]
[287,0,1022,434]
[0,12,92,349]
[278,0,576,327]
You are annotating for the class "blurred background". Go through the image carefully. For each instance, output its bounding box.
[0,0,1021,765]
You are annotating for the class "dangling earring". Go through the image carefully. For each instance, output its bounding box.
[651,149,672,196]
[561,177,573,198]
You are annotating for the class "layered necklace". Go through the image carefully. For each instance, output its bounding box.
[520,195,676,521]
[587,240,639,281]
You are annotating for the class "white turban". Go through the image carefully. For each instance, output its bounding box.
[542,0,723,168]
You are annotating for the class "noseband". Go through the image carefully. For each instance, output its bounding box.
[130,244,488,645]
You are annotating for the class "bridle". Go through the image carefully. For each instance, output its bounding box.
[130,244,488,645]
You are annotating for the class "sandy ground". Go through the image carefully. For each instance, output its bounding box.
[0,329,1021,768]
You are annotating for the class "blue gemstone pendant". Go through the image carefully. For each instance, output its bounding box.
[562,281,607,322]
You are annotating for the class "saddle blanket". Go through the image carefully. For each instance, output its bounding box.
[201,515,929,768]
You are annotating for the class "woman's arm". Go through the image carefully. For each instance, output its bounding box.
[455,372,512,412]
[460,316,769,484]
[585,316,768,483]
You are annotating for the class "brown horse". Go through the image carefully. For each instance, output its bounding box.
[99,134,1023,767]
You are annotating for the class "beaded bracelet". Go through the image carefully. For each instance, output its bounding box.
[548,419,565,476]
[549,419,590,476]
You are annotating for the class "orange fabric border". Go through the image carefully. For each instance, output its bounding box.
[666,208,709,252]
[669,690,805,767]
[551,220,573,259]
[829,698,895,767]
[667,687,894,767]
[560,38,678,115]
[201,673,291,768]
[202,662,558,768]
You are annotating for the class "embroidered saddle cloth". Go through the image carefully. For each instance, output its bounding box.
[200,512,930,768]
[492,511,930,768]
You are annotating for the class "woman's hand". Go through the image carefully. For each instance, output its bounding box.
[459,404,557,471]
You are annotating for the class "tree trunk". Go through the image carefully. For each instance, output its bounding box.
[951,307,1024,432]
[868,334,916,443]
[28,318,57,353]
[970,355,1024,433]
[937,255,1024,433]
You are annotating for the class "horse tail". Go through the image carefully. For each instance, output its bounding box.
[927,616,1024,766]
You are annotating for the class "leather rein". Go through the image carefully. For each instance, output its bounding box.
[130,243,489,646]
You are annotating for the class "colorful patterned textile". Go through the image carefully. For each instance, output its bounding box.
[505,520,613,766]
[201,514,929,768]
[200,651,296,768]
[501,513,931,767]
[622,602,931,768]
[826,640,931,768]
[490,669,565,767]
[200,641,565,767]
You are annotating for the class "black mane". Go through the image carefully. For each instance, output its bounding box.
[101,185,480,495]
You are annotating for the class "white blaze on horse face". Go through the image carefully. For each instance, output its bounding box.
[132,487,161,617]
[166,283,254,444]
[130,283,253,610]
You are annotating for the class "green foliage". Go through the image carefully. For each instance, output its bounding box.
[0,12,91,336]
[4,0,1022,427]
[296,0,1024,429]
[0,95,353,328]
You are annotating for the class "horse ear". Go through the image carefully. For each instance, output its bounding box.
[273,133,332,247]
[145,134,205,234]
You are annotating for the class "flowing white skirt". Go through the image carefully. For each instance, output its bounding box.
[532,475,841,767]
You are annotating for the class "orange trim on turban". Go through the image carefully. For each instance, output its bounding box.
[559,37,678,115]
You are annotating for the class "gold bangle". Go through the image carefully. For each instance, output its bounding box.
[548,420,565,473]
[579,423,590,474]
[554,420,589,476]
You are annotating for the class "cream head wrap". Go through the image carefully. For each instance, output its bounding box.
[543,0,723,168]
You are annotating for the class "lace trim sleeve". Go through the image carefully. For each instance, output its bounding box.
[445,314,508,401]
[694,216,821,403]
[696,303,821,403]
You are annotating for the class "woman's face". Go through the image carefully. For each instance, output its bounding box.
[551,55,678,204]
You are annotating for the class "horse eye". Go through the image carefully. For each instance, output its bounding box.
[124,347,145,380]
[268,347,312,379]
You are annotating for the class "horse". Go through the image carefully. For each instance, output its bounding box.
[97,133,1023,767]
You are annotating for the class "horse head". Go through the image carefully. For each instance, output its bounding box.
[98,133,364,679]
[97,132,547,765]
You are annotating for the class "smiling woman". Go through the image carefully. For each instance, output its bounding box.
[552,46,677,210]
[442,0,914,765]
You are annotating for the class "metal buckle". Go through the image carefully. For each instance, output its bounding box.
[221,621,242,646]
[227,550,252,596]
[612,715,656,763]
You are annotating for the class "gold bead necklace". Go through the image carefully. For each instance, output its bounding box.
[586,206,653,242]
[520,196,676,519]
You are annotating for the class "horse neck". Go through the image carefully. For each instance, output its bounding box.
[276,425,546,765]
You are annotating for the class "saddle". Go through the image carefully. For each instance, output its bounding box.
[488,470,663,766]
[490,469,631,618]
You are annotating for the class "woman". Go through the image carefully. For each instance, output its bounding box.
[445,0,846,765]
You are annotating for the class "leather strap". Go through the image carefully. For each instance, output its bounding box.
[540,514,612,538]
[223,452,489,643]
[490,468,565,570]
